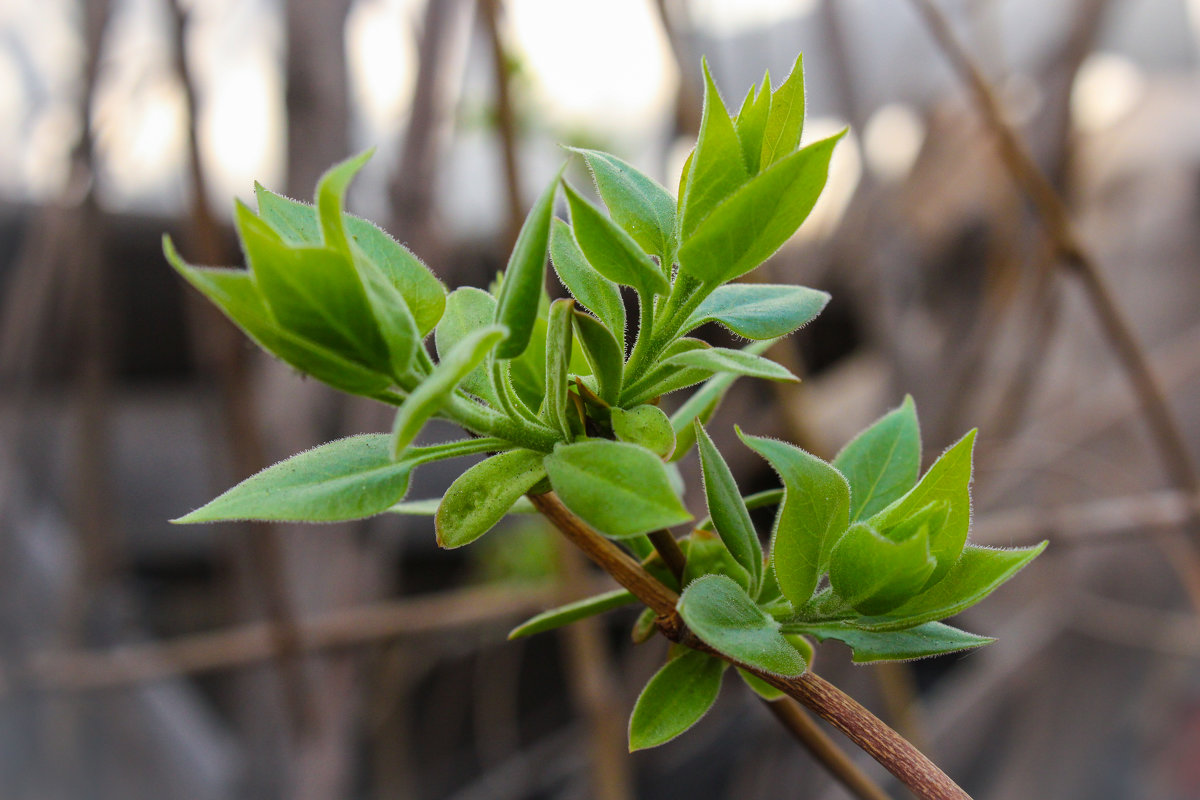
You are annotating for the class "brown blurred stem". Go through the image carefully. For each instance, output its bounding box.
[530,492,965,799]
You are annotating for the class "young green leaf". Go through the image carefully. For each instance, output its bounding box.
[735,74,772,173]
[611,405,676,459]
[354,252,422,380]
[164,240,393,396]
[569,146,676,261]
[235,202,389,371]
[389,496,536,516]
[798,621,994,663]
[695,423,763,590]
[629,650,726,751]
[833,396,921,522]
[571,309,624,405]
[543,440,692,538]
[668,341,774,462]
[663,347,798,382]
[315,150,372,255]
[254,183,446,337]
[563,182,670,297]
[508,588,638,639]
[391,325,507,459]
[828,516,939,616]
[174,435,506,524]
[869,429,976,587]
[494,173,559,359]
[435,449,548,548]
[759,54,805,167]
[737,668,786,701]
[682,528,752,591]
[738,430,850,608]
[851,543,1048,632]
[683,284,829,341]
[679,61,750,241]
[676,574,806,677]
[436,287,501,404]
[550,219,626,342]
[677,131,843,286]
[543,298,576,441]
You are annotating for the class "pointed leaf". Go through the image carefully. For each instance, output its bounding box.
[164,239,392,396]
[572,309,624,405]
[663,347,797,382]
[869,429,976,587]
[735,74,772,173]
[739,431,850,607]
[354,251,421,379]
[570,147,676,261]
[612,405,675,459]
[800,621,994,663]
[695,423,762,590]
[679,62,749,240]
[852,543,1048,632]
[682,528,752,591]
[543,440,692,539]
[759,54,805,167]
[828,515,939,616]
[668,341,773,462]
[391,325,507,459]
[677,575,806,677]
[563,182,669,297]
[315,150,373,256]
[253,183,321,243]
[495,173,558,358]
[678,132,843,286]
[543,298,576,440]
[683,284,828,341]
[629,650,726,751]
[435,449,547,548]
[509,589,638,639]
[436,287,501,404]
[834,396,921,522]
[550,219,626,342]
[174,436,505,523]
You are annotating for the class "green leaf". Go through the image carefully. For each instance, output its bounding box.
[667,341,773,463]
[851,543,1047,632]
[563,182,669,297]
[869,429,976,587]
[569,147,676,261]
[737,668,785,701]
[695,423,762,590]
[508,588,638,639]
[738,430,850,608]
[799,621,994,663]
[353,249,421,380]
[677,131,843,286]
[543,440,692,538]
[677,575,806,677]
[391,325,507,459]
[436,287,501,404]
[235,201,389,371]
[315,150,373,256]
[828,515,939,616]
[509,315,549,410]
[435,449,547,548]
[543,298,576,440]
[624,339,714,404]
[662,347,797,382]
[759,54,805,167]
[174,435,505,523]
[389,496,536,516]
[550,219,626,343]
[164,239,392,396]
[735,74,772,173]
[253,183,446,337]
[629,650,726,751]
[679,61,749,241]
[833,396,921,523]
[683,528,752,591]
[572,309,624,406]
[683,284,828,341]
[612,405,676,459]
[495,172,558,359]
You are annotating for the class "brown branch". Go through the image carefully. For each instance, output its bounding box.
[8,583,564,695]
[647,529,688,578]
[528,491,971,800]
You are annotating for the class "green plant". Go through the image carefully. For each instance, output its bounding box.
[165,55,1041,798]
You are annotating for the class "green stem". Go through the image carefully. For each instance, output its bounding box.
[624,289,657,382]
[444,394,560,452]
[623,275,708,387]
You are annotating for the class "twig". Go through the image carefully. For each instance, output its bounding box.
[528,492,971,800]
[478,0,525,247]
[7,582,564,695]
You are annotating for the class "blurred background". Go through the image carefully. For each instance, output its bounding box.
[3,0,1200,797]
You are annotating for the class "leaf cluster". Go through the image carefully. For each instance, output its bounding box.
[165,56,1042,756]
